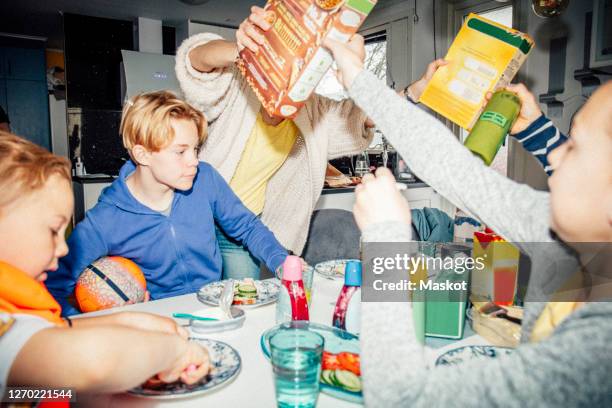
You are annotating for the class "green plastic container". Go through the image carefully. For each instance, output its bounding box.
[464,90,521,165]
[425,268,470,339]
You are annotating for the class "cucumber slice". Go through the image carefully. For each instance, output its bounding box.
[335,370,362,392]
[237,291,256,296]
[237,284,257,293]
[320,370,333,385]
[329,370,340,387]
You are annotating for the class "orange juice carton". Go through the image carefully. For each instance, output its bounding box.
[472,229,520,305]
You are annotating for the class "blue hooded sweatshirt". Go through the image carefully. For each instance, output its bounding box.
[46,160,288,316]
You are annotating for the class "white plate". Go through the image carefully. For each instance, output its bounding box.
[197,279,280,308]
[187,307,246,334]
[128,338,241,399]
[314,259,359,279]
[435,345,514,366]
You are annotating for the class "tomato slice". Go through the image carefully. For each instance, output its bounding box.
[321,351,342,370]
[337,352,360,376]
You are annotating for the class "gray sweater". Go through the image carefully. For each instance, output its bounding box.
[349,70,612,407]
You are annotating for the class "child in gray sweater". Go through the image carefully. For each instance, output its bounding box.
[325,36,612,407]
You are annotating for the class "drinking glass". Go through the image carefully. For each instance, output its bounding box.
[270,328,324,408]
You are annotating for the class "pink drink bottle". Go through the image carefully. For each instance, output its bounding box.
[275,256,309,323]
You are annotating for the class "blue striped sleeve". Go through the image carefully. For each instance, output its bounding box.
[512,115,568,175]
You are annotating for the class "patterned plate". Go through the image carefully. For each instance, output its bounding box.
[128,338,241,399]
[197,279,280,308]
[314,259,360,279]
[260,321,363,404]
[435,345,514,366]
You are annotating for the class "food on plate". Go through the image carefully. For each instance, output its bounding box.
[321,351,361,392]
[233,278,259,305]
[324,163,361,188]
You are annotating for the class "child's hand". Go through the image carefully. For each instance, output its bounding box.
[113,312,189,340]
[323,34,365,90]
[405,59,448,102]
[276,257,310,279]
[158,341,211,385]
[353,167,412,231]
[484,83,542,135]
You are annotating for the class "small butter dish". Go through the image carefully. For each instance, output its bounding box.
[187,307,246,334]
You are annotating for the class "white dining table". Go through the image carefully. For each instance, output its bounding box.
[76,273,487,407]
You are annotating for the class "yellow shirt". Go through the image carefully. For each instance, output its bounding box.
[230,113,299,215]
[530,271,584,342]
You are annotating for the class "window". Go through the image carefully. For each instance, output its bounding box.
[315,31,388,101]
[364,31,388,83]
[458,5,513,176]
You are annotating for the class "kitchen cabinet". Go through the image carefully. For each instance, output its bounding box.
[1,47,46,80]
[0,79,6,115]
[0,44,50,149]
[5,79,50,148]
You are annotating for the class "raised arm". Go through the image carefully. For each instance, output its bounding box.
[405,61,567,175]
[189,39,239,73]
[505,83,568,175]
[189,6,271,73]
[175,6,272,122]
[323,36,552,243]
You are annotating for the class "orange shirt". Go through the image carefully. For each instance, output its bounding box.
[0,261,65,326]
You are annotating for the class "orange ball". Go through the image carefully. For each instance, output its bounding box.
[75,256,146,313]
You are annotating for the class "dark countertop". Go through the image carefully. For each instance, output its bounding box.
[321,181,429,195]
[72,175,429,192]
[72,175,116,184]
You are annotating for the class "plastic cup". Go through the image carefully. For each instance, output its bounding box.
[270,328,324,408]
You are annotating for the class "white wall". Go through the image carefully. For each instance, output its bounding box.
[49,95,68,158]
[176,20,237,48]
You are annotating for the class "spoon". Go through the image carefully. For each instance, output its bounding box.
[220,279,235,319]
[172,313,219,322]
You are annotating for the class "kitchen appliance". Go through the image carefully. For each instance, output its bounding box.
[120,50,183,102]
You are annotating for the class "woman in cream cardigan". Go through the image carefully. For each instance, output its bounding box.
[175,6,374,278]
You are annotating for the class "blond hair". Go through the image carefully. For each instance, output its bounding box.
[0,132,71,210]
[120,91,207,153]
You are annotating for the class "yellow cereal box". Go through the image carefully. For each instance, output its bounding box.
[419,13,534,130]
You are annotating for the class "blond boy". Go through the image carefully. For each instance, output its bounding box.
[46,92,288,315]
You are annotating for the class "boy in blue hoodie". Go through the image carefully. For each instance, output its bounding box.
[47,91,289,316]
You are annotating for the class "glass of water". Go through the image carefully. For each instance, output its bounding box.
[270,328,324,408]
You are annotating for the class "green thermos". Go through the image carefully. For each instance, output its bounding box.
[464,90,521,165]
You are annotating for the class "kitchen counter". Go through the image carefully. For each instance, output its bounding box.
[316,183,455,217]
[72,175,117,183]
[322,181,428,195]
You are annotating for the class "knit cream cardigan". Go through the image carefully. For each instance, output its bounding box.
[175,33,373,254]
